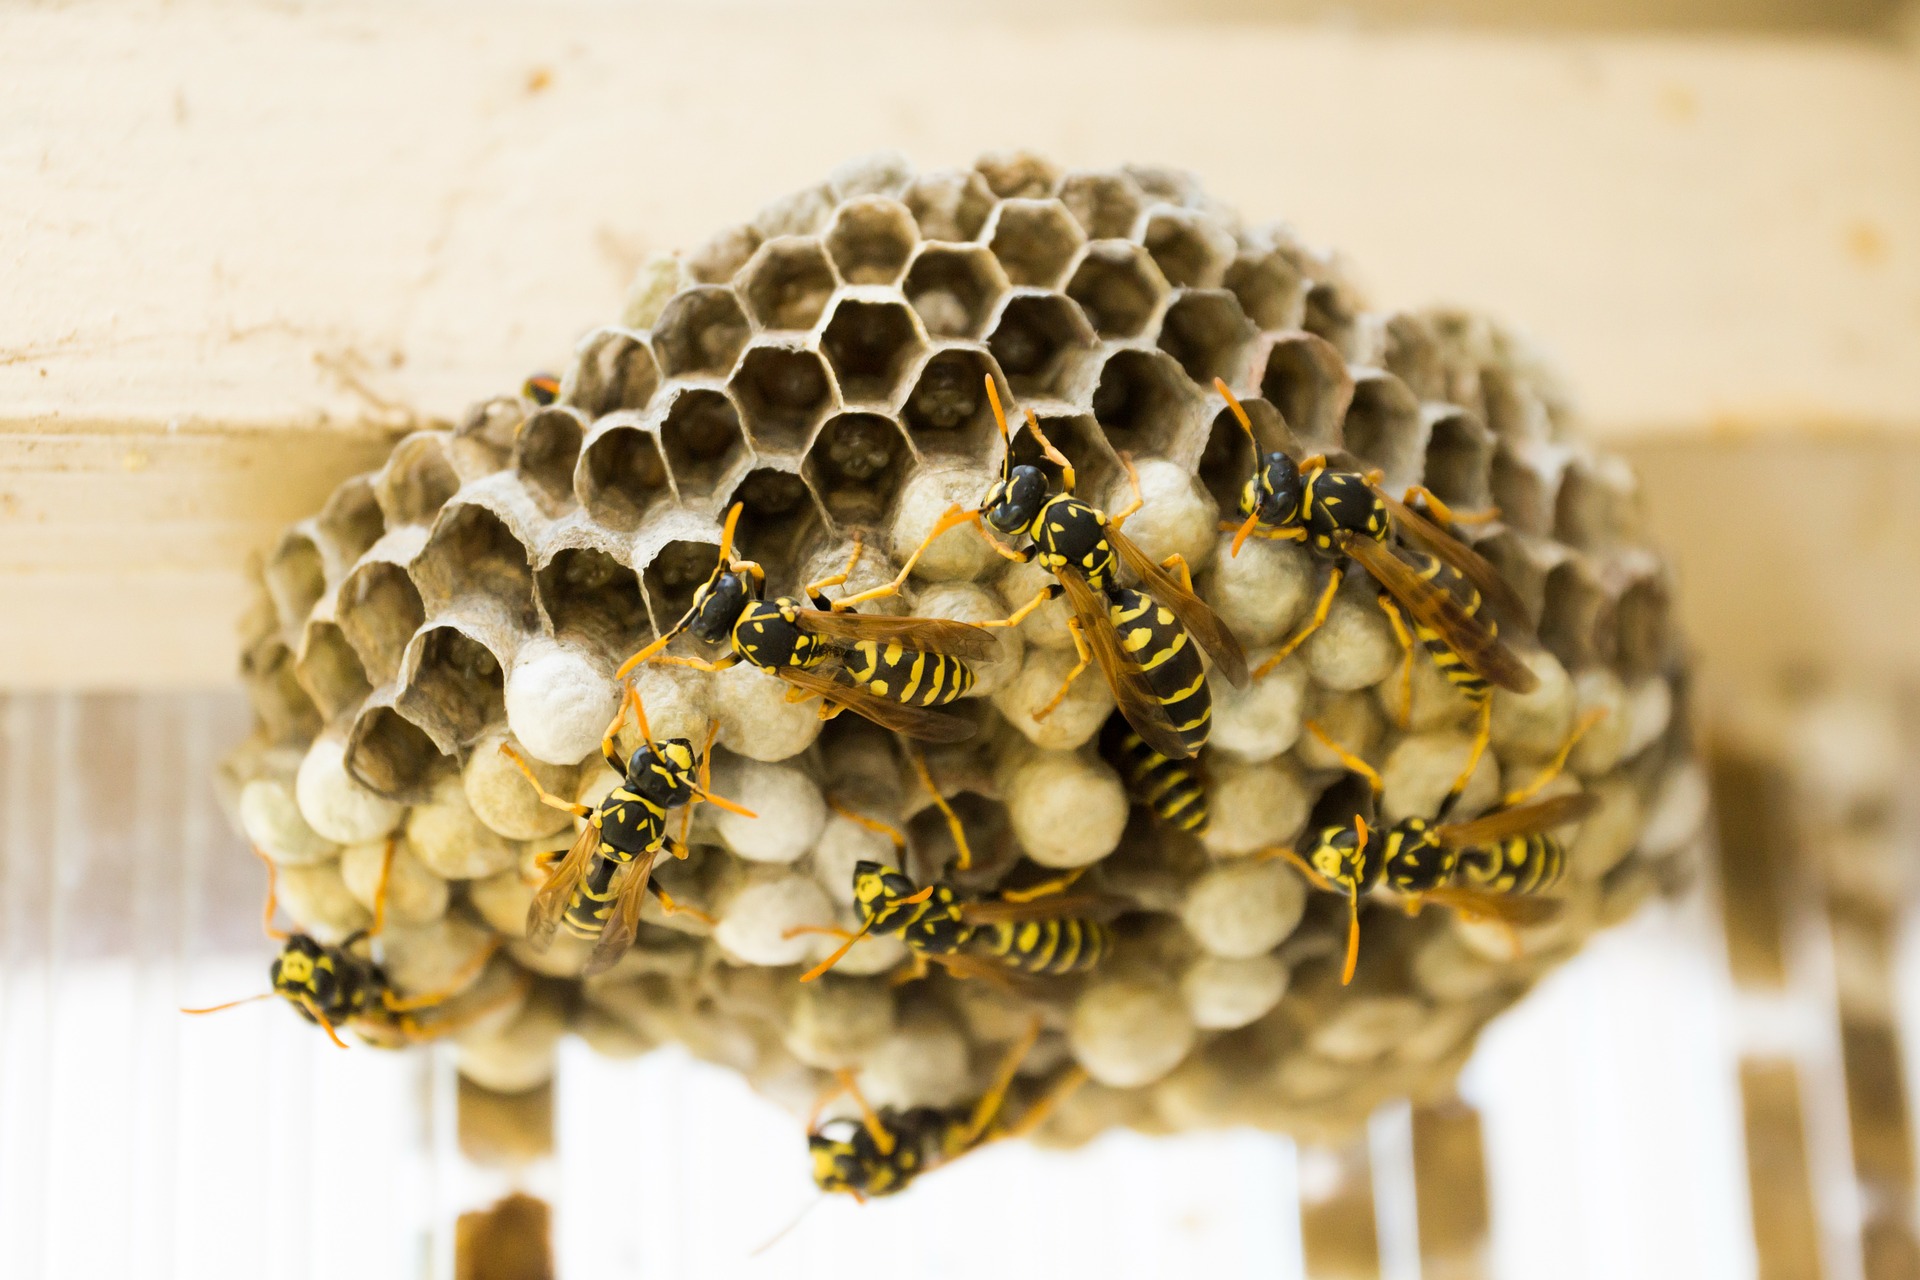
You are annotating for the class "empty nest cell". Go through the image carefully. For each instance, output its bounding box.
[1340,374,1425,489]
[375,433,461,527]
[315,479,386,572]
[1142,208,1235,290]
[820,297,927,405]
[1157,290,1256,388]
[345,704,445,800]
[653,287,753,379]
[410,504,537,624]
[1057,171,1146,241]
[904,245,1007,340]
[904,169,995,242]
[513,407,587,511]
[1257,334,1354,452]
[724,466,824,572]
[537,547,649,656]
[1067,242,1169,341]
[986,292,1096,400]
[570,328,661,417]
[985,199,1086,289]
[740,238,839,332]
[1089,347,1202,459]
[1224,249,1307,333]
[900,347,1002,460]
[825,198,918,286]
[657,388,750,502]
[337,559,426,687]
[804,412,911,526]
[730,344,837,453]
[398,624,508,751]
[295,621,373,723]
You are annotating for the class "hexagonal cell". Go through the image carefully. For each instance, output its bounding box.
[1614,576,1671,680]
[411,504,536,622]
[985,292,1096,400]
[1382,313,1444,402]
[1421,409,1494,511]
[904,169,995,242]
[1303,281,1362,358]
[984,199,1085,289]
[729,344,836,453]
[1157,290,1256,387]
[903,245,1007,340]
[1256,333,1355,452]
[1066,241,1168,340]
[686,222,762,285]
[739,238,838,332]
[820,297,927,404]
[1473,531,1545,627]
[570,328,661,417]
[825,198,917,286]
[398,624,507,752]
[579,424,672,531]
[641,538,723,637]
[1197,400,1279,515]
[375,433,460,527]
[1340,373,1424,487]
[315,478,385,570]
[1490,444,1557,537]
[1552,462,1617,551]
[346,703,445,802]
[1010,411,1120,505]
[975,151,1059,199]
[512,406,586,512]
[658,387,749,502]
[723,466,824,573]
[1224,249,1307,332]
[1088,348,1204,459]
[803,412,911,526]
[243,638,321,745]
[538,547,649,655]
[297,622,372,722]
[1058,170,1145,240]
[900,347,1001,460]
[1142,208,1234,289]
[1539,561,1609,673]
[652,287,752,379]
[264,532,327,634]
[1123,165,1201,207]
[451,397,525,472]
[338,560,425,687]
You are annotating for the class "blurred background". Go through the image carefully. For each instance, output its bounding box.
[3,1,1919,1277]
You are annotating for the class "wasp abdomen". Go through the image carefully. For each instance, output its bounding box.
[842,641,976,708]
[971,917,1111,975]
[1099,712,1208,832]
[1454,835,1565,895]
[1108,587,1211,755]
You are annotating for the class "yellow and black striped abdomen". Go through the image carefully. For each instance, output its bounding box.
[970,917,1111,975]
[842,640,975,708]
[1454,834,1564,895]
[561,853,624,939]
[1108,587,1211,755]
[1395,553,1492,703]
[1099,712,1207,833]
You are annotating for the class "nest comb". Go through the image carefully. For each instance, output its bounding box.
[223,152,1707,1141]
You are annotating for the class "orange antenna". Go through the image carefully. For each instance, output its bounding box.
[1213,378,1257,444]
[180,991,277,1016]
[798,917,876,983]
[301,995,350,1049]
[983,375,1013,478]
[249,846,291,941]
[718,501,745,569]
[370,837,397,937]
[1341,816,1371,985]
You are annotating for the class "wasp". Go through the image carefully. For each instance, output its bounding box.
[1214,378,1539,795]
[615,503,998,743]
[870,377,1247,760]
[499,685,750,977]
[522,372,560,405]
[806,1017,1087,1202]
[1099,709,1208,834]
[1266,710,1605,984]
[182,846,522,1048]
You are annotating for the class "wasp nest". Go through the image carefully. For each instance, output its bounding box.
[225,153,1702,1144]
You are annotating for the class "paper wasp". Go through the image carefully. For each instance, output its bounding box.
[1099,709,1208,834]
[806,1016,1087,1201]
[1265,709,1604,984]
[615,502,998,743]
[869,376,1247,760]
[522,372,560,405]
[500,686,751,977]
[182,845,523,1048]
[1215,378,1537,795]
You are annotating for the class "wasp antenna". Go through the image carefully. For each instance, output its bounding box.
[1341,891,1361,986]
[300,996,351,1049]
[1213,377,1256,440]
[626,684,658,754]
[1306,721,1383,794]
[983,374,1016,480]
[751,1195,828,1258]
[798,917,876,983]
[180,991,277,1016]
[718,501,745,566]
[1229,510,1263,558]
[249,846,290,941]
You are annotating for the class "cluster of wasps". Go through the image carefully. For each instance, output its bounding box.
[192,366,1594,1207]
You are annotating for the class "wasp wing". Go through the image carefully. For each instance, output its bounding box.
[776,664,977,743]
[1056,568,1192,761]
[1419,887,1563,926]
[584,846,662,978]
[1107,525,1249,687]
[1342,534,1539,694]
[958,894,1131,925]
[794,609,1000,662]
[1375,488,1534,637]
[1433,791,1598,847]
[524,821,601,951]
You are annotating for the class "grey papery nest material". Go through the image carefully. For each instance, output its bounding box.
[223,152,1704,1143]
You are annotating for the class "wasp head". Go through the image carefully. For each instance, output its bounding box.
[631,737,700,806]
[1242,450,1305,530]
[1310,820,1380,896]
[688,569,753,643]
[808,1129,867,1196]
[270,935,348,1021]
[982,464,1048,537]
[850,861,923,925]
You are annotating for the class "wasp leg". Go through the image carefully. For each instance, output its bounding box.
[598,689,642,776]
[1501,705,1609,808]
[1001,1066,1089,1141]
[370,836,398,937]
[249,845,291,941]
[1253,565,1343,680]
[382,937,504,1014]
[959,1016,1044,1146]
[1033,616,1095,723]
[903,745,972,871]
[1110,451,1145,527]
[1374,594,1417,729]
[1438,698,1495,817]
[1020,407,1076,495]
[1158,552,1195,593]
[977,582,1061,631]
[998,866,1087,904]
[648,653,741,674]
[838,1070,898,1156]
[499,743,594,819]
[648,882,717,928]
[827,800,907,855]
[805,535,866,605]
[890,951,933,986]
[1304,721,1384,795]
[834,506,989,608]
[1259,846,1338,893]
[395,970,534,1042]
[1403,485,1498,527]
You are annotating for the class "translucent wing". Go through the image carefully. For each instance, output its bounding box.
[1376,488,1534,637]
[1342,534,1539,694]
[776,664,978,743]
[1107,525,1249,687]
[958,894,1130,925]
[584,846,661,978]
[794,609,999,662]
[1419,887,1564,926]
[524,821,600,951]
[1056,568,1191,761]
[1433,791,1599,847]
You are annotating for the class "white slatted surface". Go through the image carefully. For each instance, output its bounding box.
[0,691,1900,1279]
